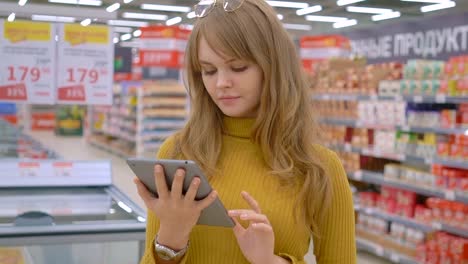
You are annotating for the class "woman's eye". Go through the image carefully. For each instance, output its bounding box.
[232,66,248,72]
[202,69,216,76]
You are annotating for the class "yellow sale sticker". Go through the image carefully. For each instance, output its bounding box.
[4,21,51,43]
[64,24,109,45]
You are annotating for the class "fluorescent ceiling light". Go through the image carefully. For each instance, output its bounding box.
[333,19,357,28]
[18,0,27,6]
[421,1,455,12]
[141,4,191,12]
[120,33,132,41]
[166,16,182,26]
[401,0,450,3]
[108,20,148,27]
[133,29,142,37]
[337,0,365,6]
[187,11,196,19]
[48,0,102,6]
[106,3,120,12]
[123,0,133,3]
[296,5,322,16]
[305,15,348,22]
[7,13,15,22]
[113,26,132,33]
[277,14,284,20]
[80,18,91,26]
[266,1,308,9]
[32,15,76,23]
[346,6,393,14]
[283,23,312,31]
[113,37,119,44]
[372,11,401,21]
[123,12,167,21]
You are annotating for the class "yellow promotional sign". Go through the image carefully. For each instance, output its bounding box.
[4,21,51,43]
[64,24,109,46]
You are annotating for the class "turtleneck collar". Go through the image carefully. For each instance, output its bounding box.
[222,116,255,139]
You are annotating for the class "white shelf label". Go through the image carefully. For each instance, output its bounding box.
[435,94,446,103]
[445,190,456,201]
[323,95,330,100]
[344,143,352,152]
[413,96,423,102]
[370,94,378,101]
[390,253,400,263]
[354,171,363,181]
[364,208,373,215]
[424,158,433,164]
[375,246,384,257]
[432,222,442,230]
[401,125,410,132]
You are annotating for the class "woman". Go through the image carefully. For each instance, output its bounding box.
[134,0,356,263]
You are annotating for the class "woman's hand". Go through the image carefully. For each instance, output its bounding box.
[134,164,218,250]
[229,191,283,264]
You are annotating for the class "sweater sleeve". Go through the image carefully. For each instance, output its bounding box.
[313,149,357,264]
[278,253,307,264]
[139,135,190,264]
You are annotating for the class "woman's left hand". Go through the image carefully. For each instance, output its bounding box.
[228,191,277,264]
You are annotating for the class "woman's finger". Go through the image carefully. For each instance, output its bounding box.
[251,222,273,233]
[239,213,270,225]
[228,209,256,217]
[154,165,169,199]
[171,168,185,199]
[195,190,218,211]
[241,191,261,213]
[184,177,200,202]
[230,214,246,235]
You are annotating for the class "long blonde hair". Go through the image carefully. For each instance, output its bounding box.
[174,0,331,235]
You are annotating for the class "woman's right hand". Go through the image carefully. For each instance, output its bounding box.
[134,164,218,250]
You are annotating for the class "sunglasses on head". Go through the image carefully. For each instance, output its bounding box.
[194,0,245,18]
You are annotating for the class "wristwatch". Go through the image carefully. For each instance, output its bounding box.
[154,235,189,261]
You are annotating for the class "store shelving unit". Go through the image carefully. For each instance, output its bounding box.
[329,143,468,170]
[356,237,418,264]
[355,205,433,233]
[313,94,468,104]
[348,170,468,204]
[88,80,188,158]
[320,117,467,136]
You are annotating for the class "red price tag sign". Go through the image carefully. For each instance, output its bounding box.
[57,84,86,101]
[0,83,27,100]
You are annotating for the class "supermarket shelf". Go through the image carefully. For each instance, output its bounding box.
[320,117,467,135]
[356,237,418,264]
[313,94,468,104]
[93,129,136,143]
[348,170,468,204]
[355,205,433,233]
[438,223,468,238]
[87,138,134,159]
[330,144,468,170]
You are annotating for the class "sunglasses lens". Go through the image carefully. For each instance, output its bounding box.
[223,0,244,12]
[194,0,216,17]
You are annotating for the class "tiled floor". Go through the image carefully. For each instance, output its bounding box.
[28,131,390,264]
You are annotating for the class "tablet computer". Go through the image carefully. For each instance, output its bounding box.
[126,158,235,228]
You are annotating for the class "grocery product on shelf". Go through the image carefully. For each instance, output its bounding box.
[88,80,187,157]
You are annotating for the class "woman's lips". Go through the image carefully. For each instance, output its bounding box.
[219,96,240,105]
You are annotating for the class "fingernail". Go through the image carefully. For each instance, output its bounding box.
[155,165,162,172]
[211,192,217,198]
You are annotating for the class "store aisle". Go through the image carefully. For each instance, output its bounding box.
[28,131,390,264]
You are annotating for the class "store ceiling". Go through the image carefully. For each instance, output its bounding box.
[0,0,466,40]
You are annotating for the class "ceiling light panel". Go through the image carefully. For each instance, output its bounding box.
[346,6,393,14]
[421,1,456,12]
[108,20,149,27]
[333,19,357,28]
[266,1,308,9]
[48,0,102,6]
[283,23,312,31]
[166,16,182,26]
[31,14,76,22]
[337,0,365,6]
[372,11,401,21]
[123,12,168,21]
[305,15,348,23]
[140,4,191,12]
[296,5,322,16]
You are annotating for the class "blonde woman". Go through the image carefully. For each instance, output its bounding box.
[134,0,356,263]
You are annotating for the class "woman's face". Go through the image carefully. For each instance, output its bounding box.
[198,37,263,118]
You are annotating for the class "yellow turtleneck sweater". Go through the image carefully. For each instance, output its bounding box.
[140,117,356,264]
